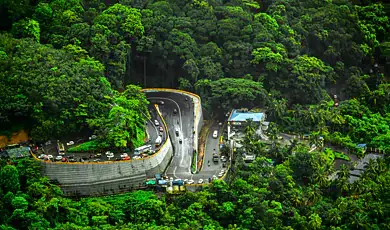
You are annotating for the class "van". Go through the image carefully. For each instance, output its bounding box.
[213,130,218,138]
[155,136,162,147]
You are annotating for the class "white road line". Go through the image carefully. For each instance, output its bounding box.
[173,166,178,179]
[147,97,185,177]
[141,111,158,137]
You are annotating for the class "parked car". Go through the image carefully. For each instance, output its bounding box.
[173,109,177,114]
[213,130,218,138]
[175,128,179,136]
[154,120,159,126]
[55,156,63,161]
[159,126,164,132]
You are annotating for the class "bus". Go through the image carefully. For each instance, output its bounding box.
[134,145,152,155]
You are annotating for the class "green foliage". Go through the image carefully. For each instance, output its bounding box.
[196,78,268,113]
[11,18,40,42]
[67,140,101,152]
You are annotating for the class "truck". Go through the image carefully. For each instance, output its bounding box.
[57,140,65,155]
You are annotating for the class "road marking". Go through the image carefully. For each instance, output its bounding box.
[173,166,177,179]
[147,97,185,167]
[141,110,158,137]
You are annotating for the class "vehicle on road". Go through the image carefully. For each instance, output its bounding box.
[187,179,194,184]
[173,108,177,114]
[55,156,62,161]
[134,145,152,155]
[159,126,164,132]
[213,151,219,163]
[155,136,162,147]
[57,140,65,155]
[179,138,182,144]
[159,101,164,105]
[154,120,159,126]
[198,179,204,184]
[213,130,218,138]
[175,128,179,136]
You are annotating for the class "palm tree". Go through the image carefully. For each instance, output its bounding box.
[349,212,369,229]
[335,164,351,195]
[363,159,378,179]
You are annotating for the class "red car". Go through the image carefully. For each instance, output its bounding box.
[159,126,164,132]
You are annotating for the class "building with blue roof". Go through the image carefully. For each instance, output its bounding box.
[228,109,264,123]
[227,109,267,140]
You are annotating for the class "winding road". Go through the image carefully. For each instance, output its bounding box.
[145,91,225,183]
[145,91,194,179]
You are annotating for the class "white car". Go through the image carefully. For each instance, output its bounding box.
[47,155,53,159]
[213,130,218,138]
[154,120,159,126]
[55,156,62,161]
[198,179,204,184]
[120,153,128,158]
[187,179,194,185]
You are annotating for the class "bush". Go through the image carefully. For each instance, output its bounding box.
[191,150,197,173]
[67,140,108,152]
[334,151,350,161]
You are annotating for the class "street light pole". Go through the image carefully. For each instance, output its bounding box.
[143,55,147,87]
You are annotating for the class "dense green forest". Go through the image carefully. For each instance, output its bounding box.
[1,0,390,229]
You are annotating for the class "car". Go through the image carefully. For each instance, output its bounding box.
[179,138,182,144]
[175,128,179,136]
[198,179,204,184]
[55,156,63,161]
[187,179,194,184]
[62,157,68,162]
[159,126,164,132]
[154,120,159,126]
[159,101,164,105]
[213,130,218,138]
[173,109,177,114]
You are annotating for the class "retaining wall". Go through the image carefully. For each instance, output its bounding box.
[43,140,173,196]
[36,89,202,196]
[38,100,173,197]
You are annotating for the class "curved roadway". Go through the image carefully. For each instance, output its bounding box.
[145,91,226,184]
[146,92,194,179]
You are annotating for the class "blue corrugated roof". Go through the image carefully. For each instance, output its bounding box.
[229,110,264,122]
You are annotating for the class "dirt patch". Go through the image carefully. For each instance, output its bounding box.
[0,130,29,148]
[197,120,213,170]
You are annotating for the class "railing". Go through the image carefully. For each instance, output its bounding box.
[31,97,171,165]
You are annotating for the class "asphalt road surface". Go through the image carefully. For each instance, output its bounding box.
[200,122,224,175]
[145,103,167,151]
[145,92,194,179]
